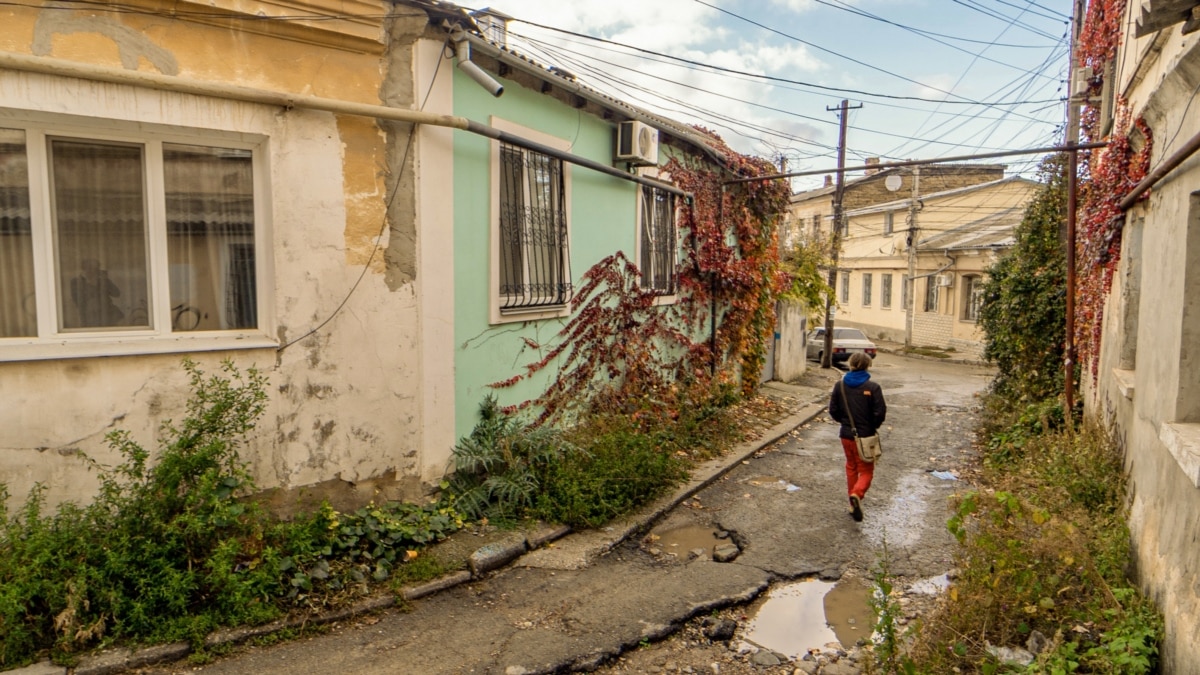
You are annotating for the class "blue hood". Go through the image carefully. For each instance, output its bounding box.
[843,370,871,387]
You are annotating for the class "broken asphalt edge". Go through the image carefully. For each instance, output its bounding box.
[12,402,828,675]
[875,344,990,367]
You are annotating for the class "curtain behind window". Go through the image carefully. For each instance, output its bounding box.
[0,129,36,337]
[164,143,256,331]
[50,139,148,331]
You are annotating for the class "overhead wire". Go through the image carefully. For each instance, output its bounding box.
[692,0,1059,117]
[509,17,1062,108]
[819,0,1058,48]
[511,25,1057,124]
[510,30,1046,154]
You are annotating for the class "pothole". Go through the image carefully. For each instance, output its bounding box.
[645,524,724,560]
[740,577,874,659]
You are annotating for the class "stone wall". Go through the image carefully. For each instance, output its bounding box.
[911,312,954,349]
[843,166,1005,211]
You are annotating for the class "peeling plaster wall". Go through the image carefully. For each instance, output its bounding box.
[1,0,436,513]
[1089,21,1200,674]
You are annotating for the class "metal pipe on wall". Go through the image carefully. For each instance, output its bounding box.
[0,52,691,199]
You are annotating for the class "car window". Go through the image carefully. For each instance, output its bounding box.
[834,328,868,340]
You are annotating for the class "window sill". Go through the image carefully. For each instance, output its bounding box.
[0,333,279,362]
[492,304,570,325]
[1112,368,1136,400]
[1159,422,1200,488]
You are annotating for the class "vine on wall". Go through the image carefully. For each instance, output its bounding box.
[491,128,789,423]
[1074,0,1153,379]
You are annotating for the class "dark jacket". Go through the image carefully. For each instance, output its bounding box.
[829,377,887,440]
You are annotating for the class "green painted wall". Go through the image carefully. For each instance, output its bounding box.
[452,71,640,439]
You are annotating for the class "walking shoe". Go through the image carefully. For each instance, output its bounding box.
[849,495,863,522]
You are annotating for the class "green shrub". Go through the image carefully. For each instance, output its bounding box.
[0,360,275,666]
[913,419,1161,674]
[540,415,689,528]
[448,396,575,524]
[0,360,466,668]
[449,396,693,529]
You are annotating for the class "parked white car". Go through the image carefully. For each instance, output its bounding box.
[806,327,878,364]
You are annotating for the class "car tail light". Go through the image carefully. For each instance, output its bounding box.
[866,349,876,356]
[834,347,846,353]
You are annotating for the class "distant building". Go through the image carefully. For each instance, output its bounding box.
[788,164,1035,357]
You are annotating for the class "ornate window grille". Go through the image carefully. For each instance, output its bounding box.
[640,185,676,295]
[498,143,570,310]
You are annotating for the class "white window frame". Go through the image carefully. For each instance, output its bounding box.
[881,273,893,309]
[0,111,275,362]
[961,274,984,322]
[839,271,850,304]
[883,211,894,235]
[634,168,678,303]
[488,117,572,325]
[862,272,872,306]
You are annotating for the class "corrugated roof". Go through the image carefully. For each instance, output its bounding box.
[392,0,727,163]
[919,206,1023,251]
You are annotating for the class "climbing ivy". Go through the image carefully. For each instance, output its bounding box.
[491,127,789,420]
[1075,0,1153,380]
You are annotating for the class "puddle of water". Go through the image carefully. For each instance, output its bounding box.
[743,577,874,659]
[648,525,722,559]
[824,577,875,648]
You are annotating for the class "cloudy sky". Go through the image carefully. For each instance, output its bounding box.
[462,0,1071,190]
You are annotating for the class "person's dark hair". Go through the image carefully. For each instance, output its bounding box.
[847,352,873,371]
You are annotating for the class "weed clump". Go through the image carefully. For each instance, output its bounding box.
[0,360,463,668]
[450,393,728,529]
[908,403,1161,674]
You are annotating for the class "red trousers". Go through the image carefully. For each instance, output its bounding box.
[841,437,875,500]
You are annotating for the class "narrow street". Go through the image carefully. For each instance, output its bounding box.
[139,354,994,675]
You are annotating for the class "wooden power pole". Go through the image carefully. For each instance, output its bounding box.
[822,99,862,369]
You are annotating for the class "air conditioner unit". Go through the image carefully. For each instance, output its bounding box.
[936,274,954,288]
[616,120,659,166]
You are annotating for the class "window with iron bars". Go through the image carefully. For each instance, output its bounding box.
[498,143,571,311]
[639,184,677,295]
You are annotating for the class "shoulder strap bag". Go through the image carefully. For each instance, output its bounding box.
[840,381,883,463]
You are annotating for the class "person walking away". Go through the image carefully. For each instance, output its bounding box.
[828,352,887,522]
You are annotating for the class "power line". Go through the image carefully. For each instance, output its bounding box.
[510,17,1063,108]
[692,0,1056,113]
[983,0,1071,23]
[820,0,1057,48]
[512,26,1056,124]
[950,0,1062,40]
[511,31,1047,154]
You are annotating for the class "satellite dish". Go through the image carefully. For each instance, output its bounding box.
[884,174,903,192]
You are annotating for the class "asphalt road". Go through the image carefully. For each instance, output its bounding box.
[138,355,994,675]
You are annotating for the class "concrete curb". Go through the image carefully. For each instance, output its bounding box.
[9,404,823,675]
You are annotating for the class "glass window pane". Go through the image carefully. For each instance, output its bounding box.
[51,139,148,331]
[499,144,524,299]
[164,143,256,331]
[0,129,37,338]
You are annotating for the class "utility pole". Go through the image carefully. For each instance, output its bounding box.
[904,166,921,347]
[822,99,862,369]
[1064,0,1086,413]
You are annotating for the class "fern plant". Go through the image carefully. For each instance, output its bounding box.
[449,396,576,522]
